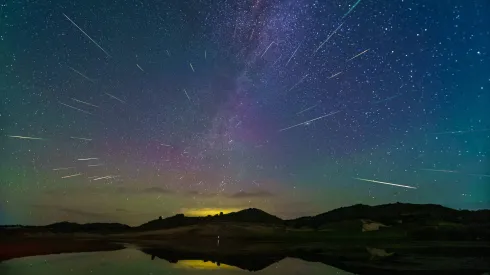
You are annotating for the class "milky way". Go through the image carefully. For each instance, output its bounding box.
[1,0,489,225]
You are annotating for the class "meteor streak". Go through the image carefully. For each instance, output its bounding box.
[287,74,308,92]
[261,41,275,58]
[373,93,403,104]
[7,135,44,140]
[286,42,302,66]
[421,168,490,179]
[53,167,75,171]
[342,0,362,19]
[104,93,126,103]
[67,66,95,83]
[314,22,344,54]
[347,49,370,61]
[70,136,92,141]
[272,54,282,66]
[77,158,98,161]
[71,98,99,108]
[328,72,343,79]
[183,89,191,102]
[296,104,318,115]
[62,13,111,57]
[429,129,490,135]
[59,102,93,115]
[61,173,82,179]
[279,111,341,132]
[92,176,111,181]
[421,168,458,173]
[353,177,417,189]
[92,175,119,181]
[469,174,490,178]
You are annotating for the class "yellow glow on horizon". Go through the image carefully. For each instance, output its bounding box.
[175,260,239,270]
[182,208,241,217]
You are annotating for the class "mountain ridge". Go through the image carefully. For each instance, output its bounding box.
[2,203,488,232]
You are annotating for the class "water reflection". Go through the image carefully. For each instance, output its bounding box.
[1,244,489,275]
[173,260,240,270]
[0,248,352,275]
[142,247,286,271]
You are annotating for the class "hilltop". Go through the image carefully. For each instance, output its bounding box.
[138,208,282,231]
[1,203,488,241]
[286,202,490,228]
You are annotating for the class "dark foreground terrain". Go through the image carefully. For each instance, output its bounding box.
[1,203,489,274]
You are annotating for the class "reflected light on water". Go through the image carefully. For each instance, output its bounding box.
[0,249,355,274]
[175,260,239,270]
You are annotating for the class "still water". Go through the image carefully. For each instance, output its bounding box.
[0,248,353,275]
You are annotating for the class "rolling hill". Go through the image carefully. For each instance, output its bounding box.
[137,208,282,231]
[285,203,490,229]
[1,203,488,241]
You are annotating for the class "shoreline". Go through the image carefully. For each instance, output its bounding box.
[1,236,489,274]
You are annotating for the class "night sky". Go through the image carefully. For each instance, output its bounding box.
[1,0,489,226]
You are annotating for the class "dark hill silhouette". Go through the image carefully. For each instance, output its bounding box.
[214,208,282,223]
[0,222,130,239]
[138,214,196,231]
[137,208,282,231]
[285,203,490,229]
[2,203,488,237]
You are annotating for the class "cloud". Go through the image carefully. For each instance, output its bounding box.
[183,190,274,199]
[58,207,108,219]
[228,190,274,198]
[31,204,110,219]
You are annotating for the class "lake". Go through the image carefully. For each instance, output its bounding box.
[0,248,354,275]
[2,240,489,274]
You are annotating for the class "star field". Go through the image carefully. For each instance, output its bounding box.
[1,0,489,225]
